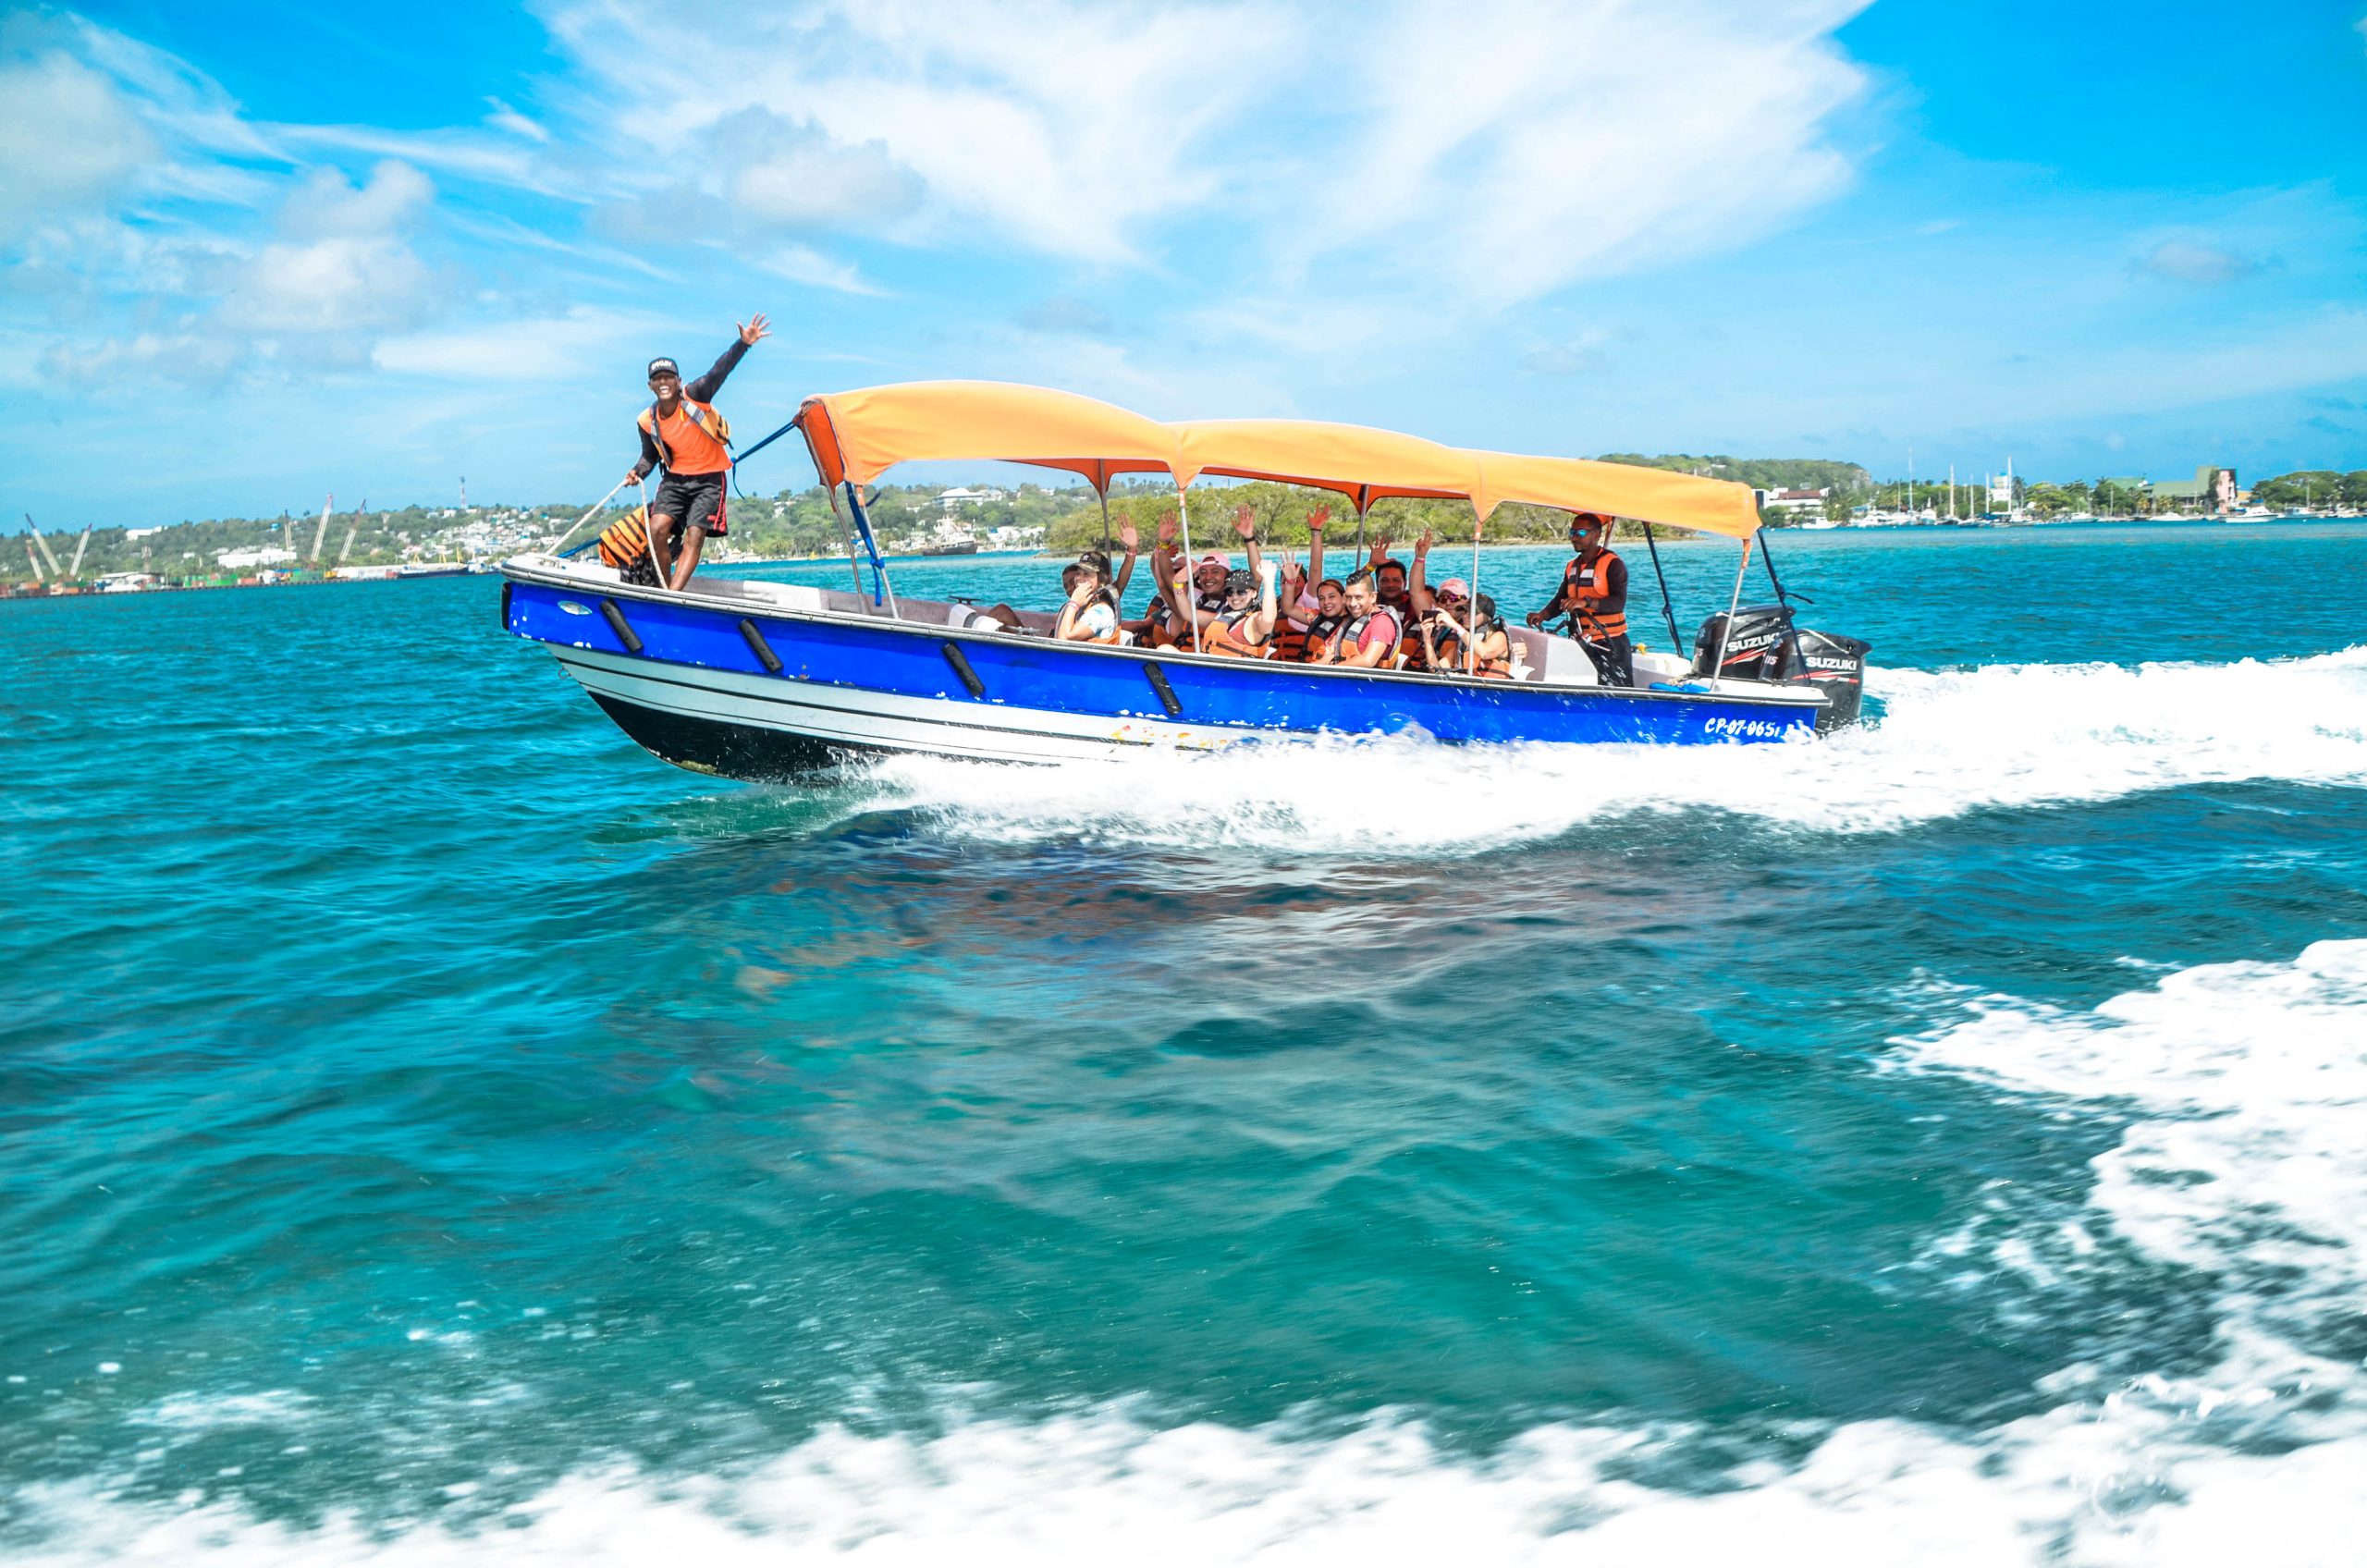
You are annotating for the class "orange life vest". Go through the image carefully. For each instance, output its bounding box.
[1270,614,1309,663]
[1563,549,1628,640]
[639,398,732,475]
[1297,611,1348,662]
[1326,607,1401,666]
[1204,611,1275,659]
[596,507,661,570]
[1435,623,1513,679]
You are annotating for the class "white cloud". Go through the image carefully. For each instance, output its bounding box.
[754,243,888,297]
[0,47,159,239]
[546,0,1302,263]
[1299,0,1869,306]
[484,97,548,143]
[375,307,660,383]
[718,109,924,234]
[2139,238,2261,286]
[217,162,440,334]
[539,0,1870,336]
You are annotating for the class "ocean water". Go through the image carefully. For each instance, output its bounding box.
[4,522,2365,1564]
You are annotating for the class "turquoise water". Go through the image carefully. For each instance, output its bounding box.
[5,523,2366,1562]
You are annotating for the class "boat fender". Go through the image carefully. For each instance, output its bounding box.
[1142,661,1184,718]
[739,618,784,674]
[940,642,987,698]
[599,598,643,654]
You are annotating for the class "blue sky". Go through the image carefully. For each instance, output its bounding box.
[5,0,2366,527]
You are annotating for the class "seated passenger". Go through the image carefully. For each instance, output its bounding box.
[1364,534,1417,628]
[1424,591,1513,678]
[1122,511,1223,647]
[1409,572,1468,671]
[1277,562,1350,661]
[1202,564,1281,658]
[1055,556,1122,643]
[1318,568,1403,668]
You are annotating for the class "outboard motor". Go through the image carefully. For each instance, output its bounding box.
[1773,627,1872,732]
[1694,604,1872,732]
[1691,603,1796,681]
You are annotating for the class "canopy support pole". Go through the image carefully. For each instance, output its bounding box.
[1177,485,1203,655]
[1467,522,1482,675]
[1640,523,1683,650]
[1098,487,1113,554]
[843,483,900,616]
[1711,537,1752,686]
[823,484,865,597]
[1755,528,1811,677]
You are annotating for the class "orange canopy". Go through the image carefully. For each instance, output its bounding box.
[1171,419,1483,516]
[797,381,1182,491]
[1473,451,1761,540]
[791,378,1760,537]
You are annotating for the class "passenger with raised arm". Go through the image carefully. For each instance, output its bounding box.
[1319,568,1403,668]
[624,313,769,591]
[1398,529,1443,670]
[1199,507,1282,658]
[1364,534,1417,629]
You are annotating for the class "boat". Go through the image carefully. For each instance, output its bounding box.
[916,538,981,557]
[497,382,1870,776]
[398,561,474,579]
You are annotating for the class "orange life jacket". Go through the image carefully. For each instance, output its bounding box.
[1270,613,1309,663]
[596,507,661,570]
[1297,611,1348,662]
[1563,549,1628,640]
[1326,607,1401,666]
[1204,611,1275,659]
[639,398,732,475]
[1435,623,1513,679]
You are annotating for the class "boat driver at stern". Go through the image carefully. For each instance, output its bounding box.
[1528,511,1633,687]
[625,313,770,590]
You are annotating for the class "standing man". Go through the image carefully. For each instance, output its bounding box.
[626,314,769,590]
[1527,512,1632,687]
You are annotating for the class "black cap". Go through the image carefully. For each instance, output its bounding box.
[646,357,680,379]
[1224,568,1256,594]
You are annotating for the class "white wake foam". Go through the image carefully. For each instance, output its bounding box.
[15,944,2365,1564]
[842,647,2367,849]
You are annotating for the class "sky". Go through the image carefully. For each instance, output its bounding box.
[4,0,2366,527]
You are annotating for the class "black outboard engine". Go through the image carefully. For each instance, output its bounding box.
[1691,603,1796,681]
[1694,604,1872,732]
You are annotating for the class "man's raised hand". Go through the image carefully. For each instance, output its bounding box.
[1233,503,1257,541]
[1119,520,1139,553]
[738,313,772,347]
[1156,509,1179,548]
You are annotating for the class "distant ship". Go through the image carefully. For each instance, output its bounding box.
[396,561,474,579]
[916,538,980,556]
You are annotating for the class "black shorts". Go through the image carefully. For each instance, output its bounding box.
[652,471,728,536]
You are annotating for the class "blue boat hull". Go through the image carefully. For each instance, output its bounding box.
[498,562,1821,775]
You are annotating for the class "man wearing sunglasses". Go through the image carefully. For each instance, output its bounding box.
[624,313,770,590]
[1528,512,1632,687]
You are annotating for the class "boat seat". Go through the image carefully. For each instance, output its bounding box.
[1631,648,1694,686]
[1506,626,1598,686]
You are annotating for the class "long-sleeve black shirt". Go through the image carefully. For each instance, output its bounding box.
[631,337,750,480]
